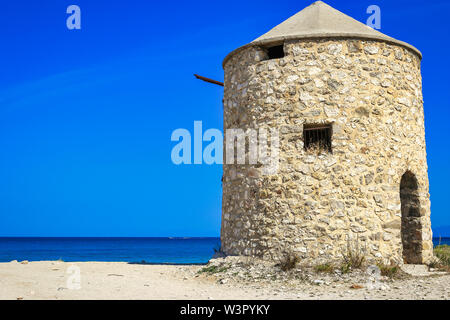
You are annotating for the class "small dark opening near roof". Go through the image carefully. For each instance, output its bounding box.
[266,45,285,60]
[303,124,332,153]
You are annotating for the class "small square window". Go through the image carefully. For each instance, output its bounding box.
[303,124,332,153]
[265,45,285,60]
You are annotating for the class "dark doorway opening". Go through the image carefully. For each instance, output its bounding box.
[400,171,422,264]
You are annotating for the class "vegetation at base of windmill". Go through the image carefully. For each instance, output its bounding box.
[339,263,351,274]
[198,264,230,274]
[314,263,334,273]
[376,262,404,279]
[277,251,301,272]
[212,243,223,254]
[430,245,450,271]
[339,238,366,273]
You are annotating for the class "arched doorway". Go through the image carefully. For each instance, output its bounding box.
[400,171,422,264]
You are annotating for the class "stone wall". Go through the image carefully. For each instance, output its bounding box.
[221,38,433,265]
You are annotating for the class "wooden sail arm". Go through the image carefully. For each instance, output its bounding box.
[194,74,224,87]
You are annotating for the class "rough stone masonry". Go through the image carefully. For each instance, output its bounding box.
[220,1,433,266]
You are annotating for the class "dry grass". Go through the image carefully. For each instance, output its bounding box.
[340,238,366,273]
[278,252,300,272]
[376,263,404,279]
[213,244,222,254]
[431,245,450,272]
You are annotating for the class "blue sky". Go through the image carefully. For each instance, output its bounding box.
[0,0,449,237]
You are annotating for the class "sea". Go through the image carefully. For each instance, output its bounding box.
[0,237,448,264]
[0,237,220,264]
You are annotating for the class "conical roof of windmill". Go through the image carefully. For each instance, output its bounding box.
[223,1,421,66]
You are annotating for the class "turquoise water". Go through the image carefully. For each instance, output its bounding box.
[0,237,447,264]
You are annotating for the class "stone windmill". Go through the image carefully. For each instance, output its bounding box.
[219,1,433,265]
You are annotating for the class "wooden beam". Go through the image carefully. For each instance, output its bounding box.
[194,74,224,87]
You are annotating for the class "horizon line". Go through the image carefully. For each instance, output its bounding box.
[0,235,449,239]
[0,236,221,238]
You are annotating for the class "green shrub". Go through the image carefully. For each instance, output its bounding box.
[314,263,334,273]
[198,264,229,274]
[340,262,351,274]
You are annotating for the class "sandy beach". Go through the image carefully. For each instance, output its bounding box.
[0,260,449,300]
